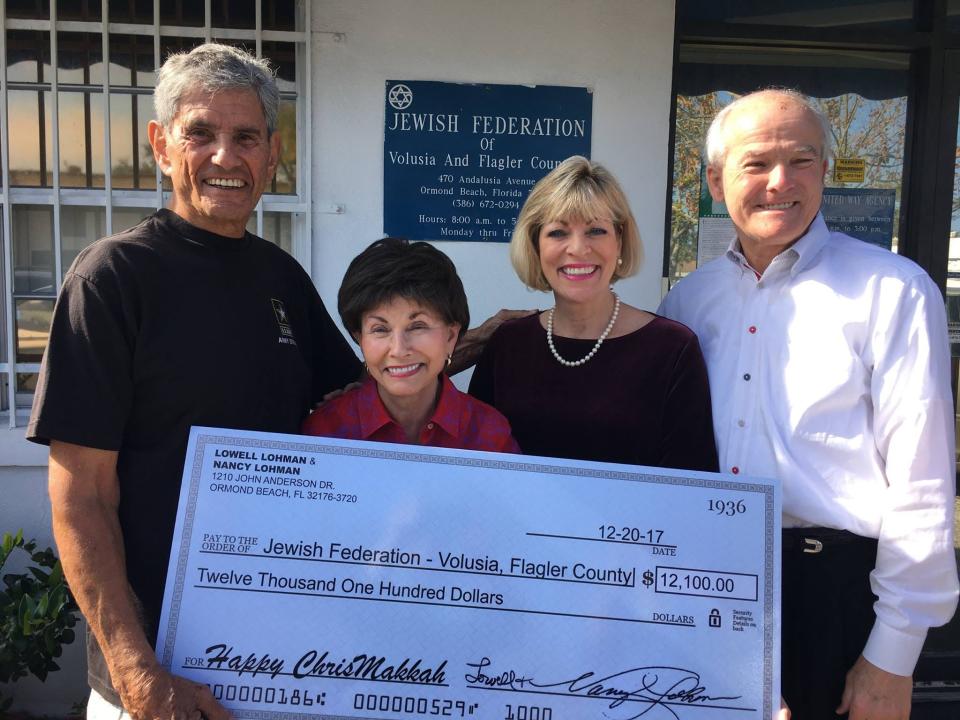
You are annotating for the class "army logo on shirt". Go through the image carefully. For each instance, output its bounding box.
[271,298,297,346]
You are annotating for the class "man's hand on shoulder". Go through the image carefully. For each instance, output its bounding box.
[318,380,363,405]
[118,662,229,720]
[469,308,537,343]
[449,308,537,374]
[836,655,911,720]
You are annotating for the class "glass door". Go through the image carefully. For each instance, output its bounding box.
[667,44,909,288]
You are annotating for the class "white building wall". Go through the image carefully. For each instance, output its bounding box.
[3,0,676,712]
[310,0,676,368]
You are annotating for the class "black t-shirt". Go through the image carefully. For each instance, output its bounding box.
[27,209,361,702]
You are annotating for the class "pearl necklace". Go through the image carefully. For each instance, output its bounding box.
[546,292,621,367]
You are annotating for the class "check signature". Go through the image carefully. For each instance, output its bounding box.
[465,657,743,720]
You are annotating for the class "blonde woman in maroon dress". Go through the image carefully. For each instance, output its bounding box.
[469,155,718,472]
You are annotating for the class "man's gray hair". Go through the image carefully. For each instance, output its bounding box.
[154,43,280,134]
[704,88,833,167]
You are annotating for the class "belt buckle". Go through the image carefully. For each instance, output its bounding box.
[802,538,823,554]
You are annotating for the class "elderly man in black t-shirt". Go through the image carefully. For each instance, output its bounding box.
[29,43,519,720]
[26,44,363,719]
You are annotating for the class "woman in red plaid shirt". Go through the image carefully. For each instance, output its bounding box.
[302,237,519,453]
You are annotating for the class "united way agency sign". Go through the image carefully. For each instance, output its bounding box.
[383,80,593,242]
[820,187,896,250]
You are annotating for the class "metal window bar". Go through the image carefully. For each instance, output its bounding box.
[51,1,62,299]
[255,0,262,238]
[101,0,111,235]
[1,2,15,424]
[205,0,211,44]
[153,0,162,211]
[2,0,310,425]
[301,0,312,271]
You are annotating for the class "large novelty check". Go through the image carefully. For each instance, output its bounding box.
[157,427,781,720]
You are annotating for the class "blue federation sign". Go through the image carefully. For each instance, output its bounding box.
[384,80,593,242]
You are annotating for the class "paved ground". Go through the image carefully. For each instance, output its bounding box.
[955,498,959,548]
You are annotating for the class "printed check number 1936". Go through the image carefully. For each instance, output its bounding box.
[157,427,781,720]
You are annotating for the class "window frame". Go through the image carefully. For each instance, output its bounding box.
[0,0,312,424]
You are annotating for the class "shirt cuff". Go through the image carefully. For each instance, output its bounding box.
[862,620,927,676]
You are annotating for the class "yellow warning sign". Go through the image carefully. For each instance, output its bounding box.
[834,158,866,183]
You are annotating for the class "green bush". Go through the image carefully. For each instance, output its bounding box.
[0,530,79,713]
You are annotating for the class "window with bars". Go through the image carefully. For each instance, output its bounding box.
[0,0,311,420]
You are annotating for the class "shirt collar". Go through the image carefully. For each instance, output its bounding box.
[356,374,462,439]
[357,377,394,438]
[724,212,829,278]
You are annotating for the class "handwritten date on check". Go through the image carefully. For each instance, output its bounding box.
[157,427,781,720]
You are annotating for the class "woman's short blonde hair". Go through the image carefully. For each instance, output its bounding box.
[510,155,643,291]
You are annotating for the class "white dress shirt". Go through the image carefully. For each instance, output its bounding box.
[659,213,959,675]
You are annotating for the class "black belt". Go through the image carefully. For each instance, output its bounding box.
[782,527,875,555]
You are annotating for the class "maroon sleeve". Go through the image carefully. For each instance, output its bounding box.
[658,332,719,472]
[467,327,500,406]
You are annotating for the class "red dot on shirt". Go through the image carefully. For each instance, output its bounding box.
[731,466,740,474]
[748,326,757,334]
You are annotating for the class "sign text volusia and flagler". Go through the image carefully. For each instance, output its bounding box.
[383,81,593,242]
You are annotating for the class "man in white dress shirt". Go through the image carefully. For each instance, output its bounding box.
[659,89,958,720]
